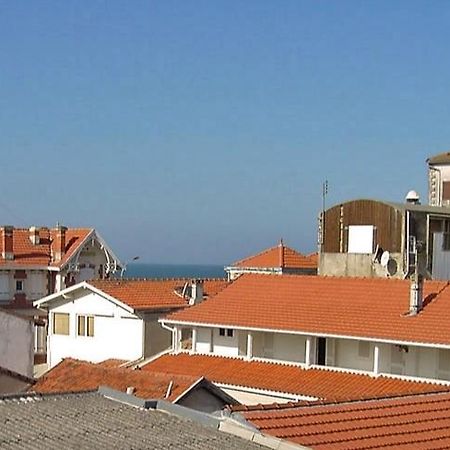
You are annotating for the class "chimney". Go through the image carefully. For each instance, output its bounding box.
[1,226,14,260]
[189,279,204,305]
[279,238,285,268]
[53,225,67,262]
[409,273,424,315]
[29,226,40,245]
[126,386,135,395]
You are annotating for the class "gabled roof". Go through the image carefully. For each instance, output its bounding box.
[0,227,92,267]
[32,358,206,402]
[163,274,450,346]
[89,278,229,311]
[230,242,317,270]
[35,278,229,312]
[142,353,446,402]
[237,391,450,449]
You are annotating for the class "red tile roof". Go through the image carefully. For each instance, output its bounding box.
[0,227,92,267]
[142,353,445,402]
[165,274,450,345]
[232,243,317,270]
[89,278,229,311]
[238,391,450,449]
[32,358,202,402]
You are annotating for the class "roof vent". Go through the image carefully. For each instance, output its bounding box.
[405,190,420,204]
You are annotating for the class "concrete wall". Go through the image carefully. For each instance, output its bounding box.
[0,310,34,377]
[142,312,172,357]
[319,253,404,278]
[47,291,143,368]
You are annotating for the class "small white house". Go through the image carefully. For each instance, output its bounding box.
[0,308,34,378]
[34,278,228,368]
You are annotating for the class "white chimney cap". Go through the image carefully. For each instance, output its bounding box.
[405,190,420,203]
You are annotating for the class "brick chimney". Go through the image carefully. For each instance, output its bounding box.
[53,225,67,262]
[189,279,204,305]
[1,226,14,260]
[29,226,40,245]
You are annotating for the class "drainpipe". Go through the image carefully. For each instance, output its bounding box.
[161,322,176,352]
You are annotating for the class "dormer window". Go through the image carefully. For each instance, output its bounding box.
[16,280,23,292]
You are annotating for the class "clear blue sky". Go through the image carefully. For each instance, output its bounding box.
[1,1,450,264]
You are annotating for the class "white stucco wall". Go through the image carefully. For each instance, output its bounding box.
[47,291,143,368]
[212,328,239,357]
[197,327,212,354]
[0,310,34,377]
[0,270,48,303]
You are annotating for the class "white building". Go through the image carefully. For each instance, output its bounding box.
[34,278,228,368]
[0,308,34,377]
[160,273,450,384]
[0,225,122,361]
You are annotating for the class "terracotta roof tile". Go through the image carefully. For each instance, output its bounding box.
[165,274,450,345]
[142,353,445,402]
[239,391,450,449]
[232,243,317,270]
[32,358,201,402]
[0,227,92,267]
[89,278,229,311]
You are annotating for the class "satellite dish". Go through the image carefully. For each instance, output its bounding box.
[386,258,398,276]
[380,251,390,267]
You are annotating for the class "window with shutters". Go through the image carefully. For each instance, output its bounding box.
[77,315,94,337]
[53,313,70,335]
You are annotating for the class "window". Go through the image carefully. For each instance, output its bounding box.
[53,313,69,335]
[15,280,23,292]
[443,221,450,251]
[219,328,233,338]
[358,341,370,358]
[348,225,374,254]
[77,315,94,337]
[443,181,450,202]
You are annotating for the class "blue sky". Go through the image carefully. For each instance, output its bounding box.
[1,1,450,264]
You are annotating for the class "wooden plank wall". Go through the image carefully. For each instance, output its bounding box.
[323,200,403,253]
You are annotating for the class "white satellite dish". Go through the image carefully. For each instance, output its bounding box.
[380,251,390,267]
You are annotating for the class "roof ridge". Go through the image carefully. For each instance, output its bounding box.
[233,389,450,414]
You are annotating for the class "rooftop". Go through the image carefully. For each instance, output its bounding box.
[427,152,450,165]
[164,274,450,346]
[231,242,317,270]
[0,227,92,268]
[31,358,203,402]
[89,278,229,311]
[142,353,446,402]
[0,390,266,450]
[237,391,450,449]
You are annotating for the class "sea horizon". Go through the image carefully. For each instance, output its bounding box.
[123,262,226,279]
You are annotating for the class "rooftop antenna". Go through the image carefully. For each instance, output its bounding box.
[320,180,329,248]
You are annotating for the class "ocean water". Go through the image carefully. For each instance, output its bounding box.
[123,263,226,279]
